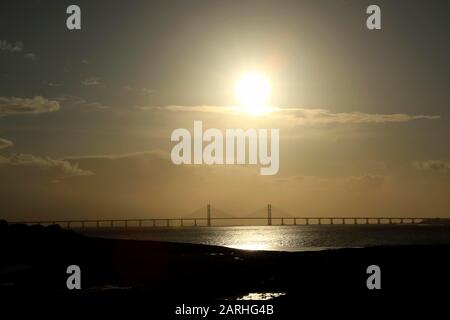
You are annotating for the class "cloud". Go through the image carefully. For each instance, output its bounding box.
[413,160,450,173]
[54,95,110,109]
[46,82,62,87]
[0,96,60,117]
[0,40,23,52]
[0,138,13,150]
[140,105,233,113]
[1,41,37,61]
[280,108,440,124]
[0,153,93,180]
[24,53,37,60]
[64,150,167,161]
[139,105,440,125]
[81,76,101,86]
[124,85,153,96]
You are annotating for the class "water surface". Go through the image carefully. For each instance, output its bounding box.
[81,225,450,251]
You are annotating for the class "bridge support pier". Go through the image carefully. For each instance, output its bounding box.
[294,218,296,225]
[306,218,309,225]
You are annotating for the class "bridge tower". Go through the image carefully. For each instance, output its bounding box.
[207,203,211,227]
[268,204,272,226]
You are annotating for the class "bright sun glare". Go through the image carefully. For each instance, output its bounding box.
[235,72,271,115]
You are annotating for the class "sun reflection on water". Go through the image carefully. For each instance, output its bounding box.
[227,242,269,251]
[237,292,286,300]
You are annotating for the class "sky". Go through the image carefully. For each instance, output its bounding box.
[0,0,449,221]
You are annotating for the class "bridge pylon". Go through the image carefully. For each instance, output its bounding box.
[207,203,211,227]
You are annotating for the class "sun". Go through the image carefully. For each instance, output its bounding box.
[235,72,271,115]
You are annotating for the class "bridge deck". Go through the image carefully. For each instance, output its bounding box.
[11,217,426,228]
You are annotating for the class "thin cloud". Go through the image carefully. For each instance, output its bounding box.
[140,105,236,113]
[81,76,101,86]
[0,96,60,117]
[46,81,63,87]
[64,150,168,161]
[0,40,23,52]
[139,105,440,124]
[0,138,13,150]
[413,160,450,173]
[0,153,93,179]
[24,53,37,60]
[54,95,110,109]
[281,108,440,124]
[124,85,153,96]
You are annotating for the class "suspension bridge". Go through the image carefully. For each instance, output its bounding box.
[12,204,431,229]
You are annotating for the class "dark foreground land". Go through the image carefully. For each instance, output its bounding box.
[0,221,449,318]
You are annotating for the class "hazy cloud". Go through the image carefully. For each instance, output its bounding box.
[0,138,13,150]
[140,105,440,125]
[81,76,101,86]
[0,96,60,117]
[0,154,93,180]
[140,105,234,113]
[24,53,37,60]
[46,82,62,87]
[54,95,110,109]
[413,160,450,173]
[281,108,440,124]
[124,85,153,96]
[0,40,23,52]
[64,150,167,161]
